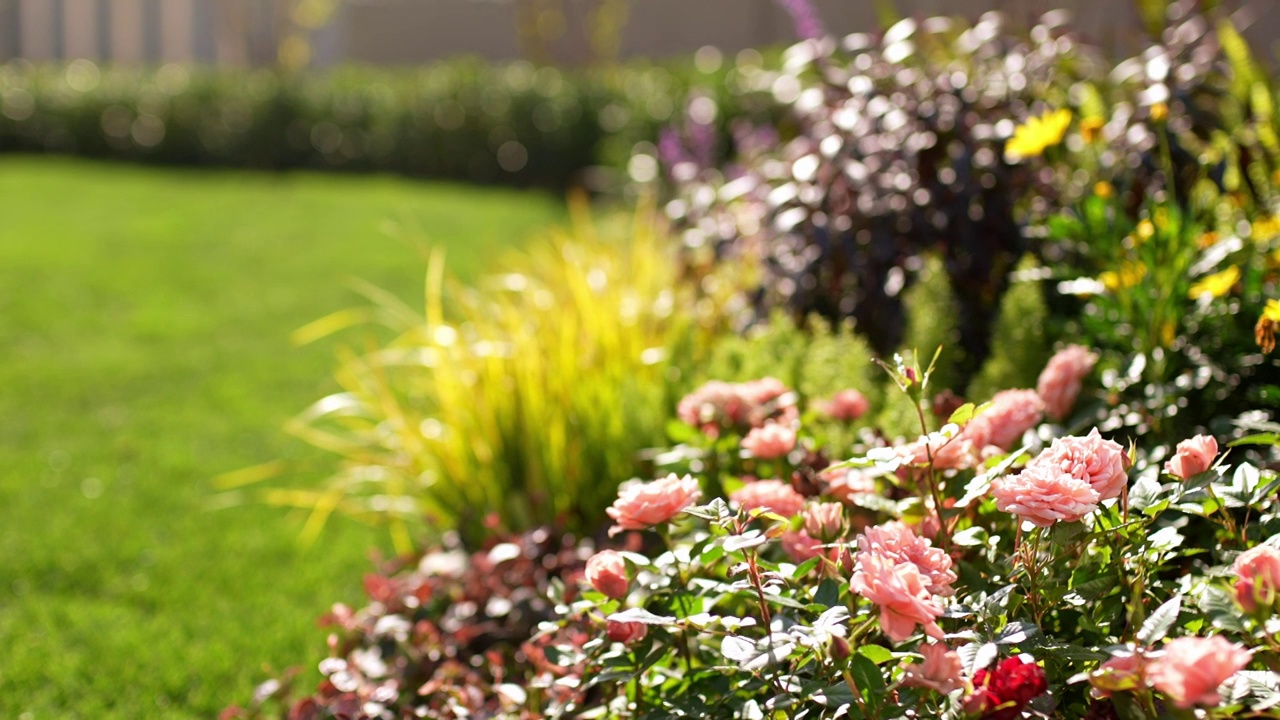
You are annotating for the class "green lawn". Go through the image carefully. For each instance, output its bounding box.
[0,157,563,718]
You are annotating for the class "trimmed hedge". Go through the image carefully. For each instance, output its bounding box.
[0,57,777,189]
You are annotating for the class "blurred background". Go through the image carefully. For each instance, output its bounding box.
[2,0,1276,66]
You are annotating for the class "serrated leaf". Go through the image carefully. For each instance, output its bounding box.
[720,634,796,670]
[1199,585,1248,632]
[1137,595,1182,644]
[961,642,999,676]
[723,531,767,552]
[608,607,676,626]
[996,621,1041,645]
[683,498,732,521]
[1129,473,1163,513]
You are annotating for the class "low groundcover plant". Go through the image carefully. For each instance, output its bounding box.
[233,344,1280,719]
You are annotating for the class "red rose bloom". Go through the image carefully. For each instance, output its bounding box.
[966,656,1048,720]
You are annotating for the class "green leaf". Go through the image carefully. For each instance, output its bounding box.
[858,644,895,665]
[952,526,988,547]
[948,403,977,426]
[791,556,820,578]
[849,653,887,710]
[665,418,700,444]
[849,493,900,515]
[1050,521,1085,546]
[1129,473,1163,514]
[814,578,840,608]
[1137,595,1182,644]
[1198,585,1248,632]
[996,621,1041,645]
[608,608,677,626]
[1228,433,1280,448]
[1233,463,1261,497]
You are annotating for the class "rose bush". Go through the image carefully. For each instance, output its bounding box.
[238,347,1280,719]
[534,356,1280,719]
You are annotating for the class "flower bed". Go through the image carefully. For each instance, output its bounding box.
[229,345,1280,719]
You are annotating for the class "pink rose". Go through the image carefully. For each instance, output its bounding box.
[1090,652,1145,698]
[902,642,965,694]
[741,421,797,460]
[730,479,806,517]
[779,529,852,570]
[605,620,648,644]
[990,460,1101,528]
[1147,636,1251,708]
[1036,345,1098,420]
[818,466,877,501]
[1028,429,1129,501]
[855,521,956,596]
[606,474,701,533]
[1233,544,1280,613]
[965,389,1045,451]
[677,380,739,435]
[675,377,797,436]
[816,389,870,422]
[780,529,825,563]
[741,376,789,406]
[803,502,845,541]
[850,552,944,642]
[585,550,629,600]
[1164,434,1218,480]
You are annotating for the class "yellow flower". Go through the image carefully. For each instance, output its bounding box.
[1150,102,1169,122]
[1094,181,1114,199]
[1253,215,1280,241]
[1188,266,1241,299]
[1257,299,1280,353]
[1263,299,1280,323]
[1134,219,1155,246]
[1005,109,1072,161]
[1080,116,1105,143]
[1100,261,1147,292]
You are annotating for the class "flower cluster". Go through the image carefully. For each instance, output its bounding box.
[991,429,1129,528]
[675,377,797,437]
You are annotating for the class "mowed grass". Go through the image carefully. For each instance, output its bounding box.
[0,157,563,718]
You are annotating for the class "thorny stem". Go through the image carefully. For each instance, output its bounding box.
[746,549,773,629]
[1021,528,1046,626]
[913,400,953,554]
